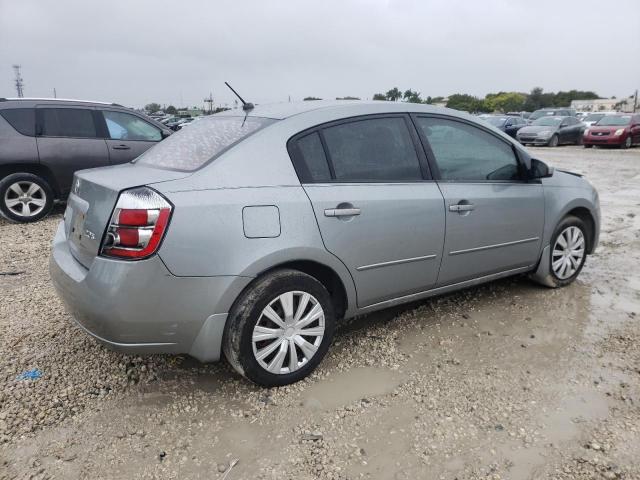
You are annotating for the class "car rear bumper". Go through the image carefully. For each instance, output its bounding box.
[49,222,251,362]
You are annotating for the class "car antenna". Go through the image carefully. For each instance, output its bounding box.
[225,82,254,112]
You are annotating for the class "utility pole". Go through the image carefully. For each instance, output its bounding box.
[53,87,57,98]
[13,65,24,98]
[204,92,214,114]
[634,89,638,113]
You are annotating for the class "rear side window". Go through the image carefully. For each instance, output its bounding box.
[40,108,97,138]
[416,117,520,182]
[292,132,332,182]
[321,117,422,182]
[136,116,275,171]
[103,110,161,141]
[0,108,35,136]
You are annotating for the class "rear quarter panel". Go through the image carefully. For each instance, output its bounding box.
[0,115,39,167]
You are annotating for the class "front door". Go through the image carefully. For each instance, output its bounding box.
[98,110,163,164]
[413,115,545,286]
[289,115,446,307]
[35,106,110,196]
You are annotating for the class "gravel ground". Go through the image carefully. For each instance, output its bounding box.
[1,146,639,479]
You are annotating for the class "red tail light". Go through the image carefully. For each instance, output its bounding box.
[100,187,173,260]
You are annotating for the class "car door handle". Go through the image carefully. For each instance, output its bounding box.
[449,204,475,212]
[112,144,131,150]
[324,207,361,217]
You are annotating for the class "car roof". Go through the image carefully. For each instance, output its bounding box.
[0,97,123,108]
[215,100,472,121]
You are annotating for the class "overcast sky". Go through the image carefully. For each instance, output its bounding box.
[1,0,639,109]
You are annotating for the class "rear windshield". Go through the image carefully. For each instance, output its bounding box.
[136,115,276,171]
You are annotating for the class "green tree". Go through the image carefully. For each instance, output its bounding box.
[385,87,402,102]
[303,96,322,101]
[145,102,162,113]
[403,89,422,103]
[372,93,387,101]
[446,94,486,112]
[164,105,177,114]
[485,92,526,113]
[336,96,360,100]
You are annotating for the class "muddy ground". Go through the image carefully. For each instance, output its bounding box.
[1,146,639,480]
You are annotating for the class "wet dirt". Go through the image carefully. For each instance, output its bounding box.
[1,146,639,479]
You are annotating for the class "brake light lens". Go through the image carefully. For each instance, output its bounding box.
[100,187,173,260]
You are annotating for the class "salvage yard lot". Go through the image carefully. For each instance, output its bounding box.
[1,146,639,479]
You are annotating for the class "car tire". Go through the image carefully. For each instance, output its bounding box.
[576,135,583,146]
[548,134,559,147]
[545,215,588,288]
[223,269,336,387]
[621,137,632,149]
[0,173,54,223]
[584,144,593,148]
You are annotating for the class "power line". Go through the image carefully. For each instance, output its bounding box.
[12,65,24,98]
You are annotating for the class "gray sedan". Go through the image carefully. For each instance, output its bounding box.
[517,115,585,147]
[50,101,600,386]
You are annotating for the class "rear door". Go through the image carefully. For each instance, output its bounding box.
[413,115,545,286]
[289,115,446,308]
[98,110,164,164]
[35,106,110,196]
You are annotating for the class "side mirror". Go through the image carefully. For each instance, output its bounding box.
[161,130,172,139]
[530,158,554,179]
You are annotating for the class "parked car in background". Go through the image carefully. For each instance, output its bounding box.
[50,101,600,387]
[581,112,617,128]
[517,116,585,147]
[506,111,531,120]
[481,115,527,138]
[528,108,577,124]
[166,117,189,131]
[583,114,640,149]
[0,98,172,222]
[175,117,198,130]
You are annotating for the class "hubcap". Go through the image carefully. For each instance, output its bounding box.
[552,226,585,280]
[252,291,325,375]
[4,181,46,217]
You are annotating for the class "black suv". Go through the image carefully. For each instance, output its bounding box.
[0,98,172,222]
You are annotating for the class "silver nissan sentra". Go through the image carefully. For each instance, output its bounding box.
[50,101,600,386]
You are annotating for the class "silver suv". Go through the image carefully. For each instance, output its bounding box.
[50,101,600,386]
[0,98,171,222]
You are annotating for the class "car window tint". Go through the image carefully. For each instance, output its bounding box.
[321,117,421,182]
[40,108,97,138]
[295,132,331,182]
[0,108,35,136]
[103,111,161,141]
[136,116,275,171]
[417,117,520,182]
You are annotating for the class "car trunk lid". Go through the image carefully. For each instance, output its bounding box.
[64,163,190,268]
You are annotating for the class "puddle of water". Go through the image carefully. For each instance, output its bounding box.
[301,367,403,410]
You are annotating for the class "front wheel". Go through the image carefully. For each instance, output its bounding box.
[584,144,593,148]
[223,269,335,387]
[547,134,559,147]
[621,136,632,149]
[0,173,54,223]
[548,216,588,287]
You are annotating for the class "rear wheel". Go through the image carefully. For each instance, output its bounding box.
[0,173,54,223]
[223,269,335,386]
[548,134,559,147]
[548,216,588,287]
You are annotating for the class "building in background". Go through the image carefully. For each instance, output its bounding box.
[571,97,636,113]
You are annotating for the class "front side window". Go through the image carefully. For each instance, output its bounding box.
[0,108,35,136]
[40,108,97,138]
[103,111,162,141]
[321,117,422,182]
[136,115,275,171]
[416,117,521,182]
